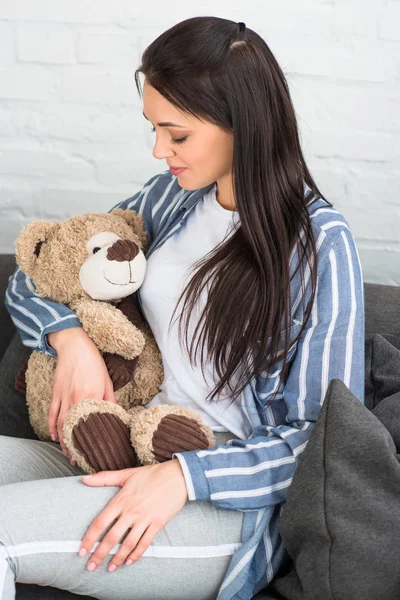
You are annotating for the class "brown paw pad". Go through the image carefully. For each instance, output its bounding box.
[152,414,210,463]
[72,412,139,472]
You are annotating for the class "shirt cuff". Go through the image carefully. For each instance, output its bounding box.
[41,316,83,356]
[172,450,211,502]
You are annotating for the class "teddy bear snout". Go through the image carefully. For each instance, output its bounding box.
[107,239,139,262]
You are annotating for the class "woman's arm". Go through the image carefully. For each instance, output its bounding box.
[173,225,365,512]
[5,171,169,453]
[5,266,82,355]
[5,171,167,354]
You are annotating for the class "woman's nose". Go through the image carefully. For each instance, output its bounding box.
[152,137,176,160]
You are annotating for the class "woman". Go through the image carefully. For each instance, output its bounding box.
[2,16,364,600]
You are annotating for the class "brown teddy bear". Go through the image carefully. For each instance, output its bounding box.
[15,208,215,474]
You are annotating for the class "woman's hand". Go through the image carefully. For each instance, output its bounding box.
[78,459,188,572]
[47,328,117,461]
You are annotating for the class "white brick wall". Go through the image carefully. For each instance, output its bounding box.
[0,0,399,285]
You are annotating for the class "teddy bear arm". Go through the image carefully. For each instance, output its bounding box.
[117,295,147,329]
[70,298,145,359]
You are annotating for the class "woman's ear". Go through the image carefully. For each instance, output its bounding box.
[111,208,148,253]
[15,220,60,278]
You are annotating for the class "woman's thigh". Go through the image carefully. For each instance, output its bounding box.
[0,475,243,600]
[0,432,243,600]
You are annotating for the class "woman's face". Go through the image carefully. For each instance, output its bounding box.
[142,80,234,191]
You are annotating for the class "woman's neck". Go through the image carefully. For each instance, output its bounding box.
[216,176,236,211]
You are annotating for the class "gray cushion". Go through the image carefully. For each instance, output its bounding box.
[364,282,400,336]
[365,333,400,410]
[266,378,400,600]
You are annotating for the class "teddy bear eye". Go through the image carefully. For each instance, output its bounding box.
[92,247,101,254]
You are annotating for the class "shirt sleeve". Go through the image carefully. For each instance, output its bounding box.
[173,226,365,511]
[5,171,166,355]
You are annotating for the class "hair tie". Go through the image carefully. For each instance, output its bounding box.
[238,22,246,32]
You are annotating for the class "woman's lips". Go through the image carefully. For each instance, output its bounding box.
[169,167,187,176]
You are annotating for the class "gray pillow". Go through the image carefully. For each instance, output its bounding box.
[267,378,400,600]
[365,333,400,409]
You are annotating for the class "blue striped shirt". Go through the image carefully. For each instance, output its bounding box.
[5,169,365,599]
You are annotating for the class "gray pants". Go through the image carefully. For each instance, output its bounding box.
[0,432,243,600]
[0,336,243,599]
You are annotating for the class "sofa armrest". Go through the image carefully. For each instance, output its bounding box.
[364,282,400,336]
[0,254,17,362]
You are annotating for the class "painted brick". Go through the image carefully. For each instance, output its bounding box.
[308,130,398,163]
[17,27,75,64]
[331,0,380,36]
[272,35,396,83]
[9,103,139,142]
[0,1,399,284]
[358,246,400,286]
[342,208,400,243]
[0,217,35,254]
[0,149,93,181]
[0,66,60,100]
[379,2,400,42]
[1,0,137,24]
[38,187,128,217]
[0,22,15,63]
[292,78,400,134]
[77,32,141,66]
[94,157,162,188]
[58,71,138,105]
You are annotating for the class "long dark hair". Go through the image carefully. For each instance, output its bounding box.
[134,16,331,404]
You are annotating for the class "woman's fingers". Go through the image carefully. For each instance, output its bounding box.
[124,524,159,565]
[57,402,69,453]
[89,518,148,572]
[80,512,122,569]
[109,520,152,570]
[48,391,61,441]
[103,375,117,404]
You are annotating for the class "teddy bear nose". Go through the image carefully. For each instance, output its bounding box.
[106,239,139,262]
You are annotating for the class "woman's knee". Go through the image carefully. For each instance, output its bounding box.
[0,435,84,486]
[0,435,34,486]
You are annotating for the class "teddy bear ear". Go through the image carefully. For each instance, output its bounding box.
[111,208,148,253]
[15,220,60,278]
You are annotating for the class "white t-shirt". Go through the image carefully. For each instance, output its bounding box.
[139,183,251,439]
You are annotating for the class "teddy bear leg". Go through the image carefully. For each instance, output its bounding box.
[63,399,139,474]
[15,357,29,394]
[152,414,210,462]
[25,351,56,441]
[130,406,216,466]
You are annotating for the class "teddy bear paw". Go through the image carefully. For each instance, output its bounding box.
[102,352,139,392]
[72,412,139,472]
[152,414,210,463]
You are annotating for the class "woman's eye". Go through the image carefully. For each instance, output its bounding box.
[171,136,187,145]
[150,126,187,145]
[92,247,101,254]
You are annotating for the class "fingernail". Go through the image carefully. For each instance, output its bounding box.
[108,564,117,572]
[63,449,68,456]
[82,475,92,479]
[51,433,56,441]
[126,559,133,565]
[87,562,96,571]
[78,548,87,557]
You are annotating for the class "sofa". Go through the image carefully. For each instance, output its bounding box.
[1,252,399,600]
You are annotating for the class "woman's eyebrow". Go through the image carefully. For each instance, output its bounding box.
[142,111,185,128]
